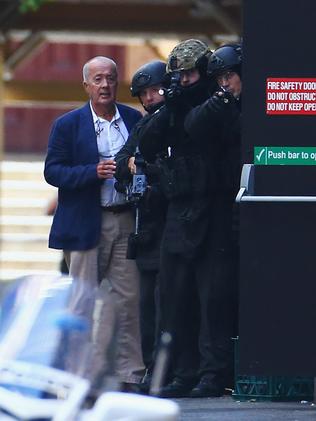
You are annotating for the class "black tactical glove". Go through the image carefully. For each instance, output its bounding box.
[207,90,233,113]
[162,85,184,110]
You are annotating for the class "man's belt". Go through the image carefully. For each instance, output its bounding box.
[101,203,132,213]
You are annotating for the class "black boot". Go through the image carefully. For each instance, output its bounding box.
[189,378,224,398]
[159,377,195,398]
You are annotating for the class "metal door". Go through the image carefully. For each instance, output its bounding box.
[239,0,316,375]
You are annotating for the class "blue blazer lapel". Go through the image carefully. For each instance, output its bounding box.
[79,102,99,162]
[81,102,95,136]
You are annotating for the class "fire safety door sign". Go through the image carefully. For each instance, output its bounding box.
[266,78,316,115]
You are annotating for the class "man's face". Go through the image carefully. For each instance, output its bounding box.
[83,59,118,109]
[139,84,164,110]
[216,71,242,98]
[179,68,200,87]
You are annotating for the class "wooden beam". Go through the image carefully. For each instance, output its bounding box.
[190,0,240,35]
[13,2,241,38]
[4,31,45,77]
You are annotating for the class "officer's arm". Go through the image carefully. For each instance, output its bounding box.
[184,101,214,140]
[115,128,138,182]
[185,91,235,141]
[137,106,170,163]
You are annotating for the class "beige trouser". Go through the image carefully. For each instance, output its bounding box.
[64,210,145,385]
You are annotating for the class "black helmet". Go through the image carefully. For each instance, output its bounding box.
[130,60,166,97]
[207,44,242,78]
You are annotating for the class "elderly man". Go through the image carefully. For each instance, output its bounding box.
[44,56,145,393]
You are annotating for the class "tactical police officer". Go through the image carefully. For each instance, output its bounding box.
[137,39,217,398]
[183,43,242,398]
[115,60,167,386]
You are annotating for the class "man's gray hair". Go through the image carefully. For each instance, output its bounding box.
[82,56,117,82]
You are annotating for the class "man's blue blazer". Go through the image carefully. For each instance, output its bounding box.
[44,102,142,251]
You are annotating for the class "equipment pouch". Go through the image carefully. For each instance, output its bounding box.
[158,157,191,199]
[164,199,210,257]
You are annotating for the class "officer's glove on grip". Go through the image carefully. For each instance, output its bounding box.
[163,86,184,110]
[207,90,232,113]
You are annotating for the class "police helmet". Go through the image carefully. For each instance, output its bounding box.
[207,44,242,78]
[130,60,166,97]
[166,39,210,73]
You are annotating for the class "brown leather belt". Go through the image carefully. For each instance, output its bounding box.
[101,203,131,213]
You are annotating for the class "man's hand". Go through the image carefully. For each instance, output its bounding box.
[97,159,116,179]
[128,156,136,175]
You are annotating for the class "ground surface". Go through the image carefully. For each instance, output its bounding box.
[177,396,316,420]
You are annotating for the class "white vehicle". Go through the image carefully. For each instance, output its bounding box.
[0,275,179,420]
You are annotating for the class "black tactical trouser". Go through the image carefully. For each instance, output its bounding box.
[196,198,239,388]
[159,251,200,384]
[159,194,238,388]
[138,269,160,372]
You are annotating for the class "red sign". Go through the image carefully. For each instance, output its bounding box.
[266,78,316,115]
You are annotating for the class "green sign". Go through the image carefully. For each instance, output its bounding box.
[254,146,316,165]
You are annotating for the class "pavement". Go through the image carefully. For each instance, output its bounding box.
[177,396,316,420]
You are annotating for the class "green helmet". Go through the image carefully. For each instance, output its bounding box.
[166,39,210,73]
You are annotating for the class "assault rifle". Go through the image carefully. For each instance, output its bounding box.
[126,147,148,259]
[159,64,182,127]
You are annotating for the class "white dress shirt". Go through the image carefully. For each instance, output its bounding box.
[90,102,129,207]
